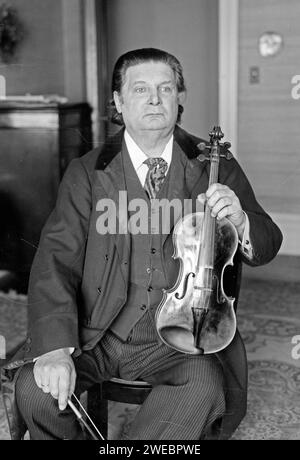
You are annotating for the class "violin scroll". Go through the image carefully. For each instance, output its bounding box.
[197,125,233,162]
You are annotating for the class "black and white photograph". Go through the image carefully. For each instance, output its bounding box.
[0,0,299,443]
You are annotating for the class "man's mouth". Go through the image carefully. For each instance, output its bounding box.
[144,113,164,117]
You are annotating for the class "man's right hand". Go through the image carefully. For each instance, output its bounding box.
[33,348,76,411]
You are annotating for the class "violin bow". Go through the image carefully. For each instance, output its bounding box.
[68,393,106,440]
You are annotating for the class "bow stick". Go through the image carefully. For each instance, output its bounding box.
[68,393,106,440]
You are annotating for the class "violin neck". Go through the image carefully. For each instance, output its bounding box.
[208,148,220,187]
[197,149,220,270]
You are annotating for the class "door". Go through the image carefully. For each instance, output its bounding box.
[237,0,300,257]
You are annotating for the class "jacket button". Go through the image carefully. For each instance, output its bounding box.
[146,268,153,274]
[26,337,32,344]
[147,286,153,292]
[105,255,109,261]
[141,304,147,311]
[97,287,102,294]
[85,316,92,326]
[151,248,156,254]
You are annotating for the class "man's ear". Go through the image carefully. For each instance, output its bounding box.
[113,91,123,113]
[177,91,187,106]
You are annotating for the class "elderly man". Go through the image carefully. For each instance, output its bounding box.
[6,48,282,440]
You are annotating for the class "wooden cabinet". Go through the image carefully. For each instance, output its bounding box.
[0,102,92,288]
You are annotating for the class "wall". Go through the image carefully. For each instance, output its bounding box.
[106,0,219,137]
[0,0,218,135]
[238,0,300,256]
[0,0,85,101]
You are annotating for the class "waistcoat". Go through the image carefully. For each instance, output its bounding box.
[109,143,187,340]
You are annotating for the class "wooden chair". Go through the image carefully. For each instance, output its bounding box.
[87,378,152,439]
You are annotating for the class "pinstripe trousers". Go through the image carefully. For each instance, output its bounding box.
[15,312,225,440]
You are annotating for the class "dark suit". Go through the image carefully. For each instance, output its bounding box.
[2,126,282,439]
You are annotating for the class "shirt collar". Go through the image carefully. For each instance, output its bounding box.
[124,130,173,173]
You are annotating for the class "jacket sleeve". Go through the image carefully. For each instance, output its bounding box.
[220,157,283,267]
[26,157,92,358]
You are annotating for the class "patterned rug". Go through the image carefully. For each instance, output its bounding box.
[0,278,300,440]
[232,279,300,440]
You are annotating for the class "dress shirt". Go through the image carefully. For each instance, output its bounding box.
[124,129,172,187]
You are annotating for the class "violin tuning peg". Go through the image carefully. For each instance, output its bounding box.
[197,142,207,151]
[196,142,210,162]
[225,151,234,160]
[220,150,234,160]
[197,153,209,163]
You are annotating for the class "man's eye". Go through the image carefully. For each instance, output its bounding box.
[135,87,147,94]
[160,86,172,93]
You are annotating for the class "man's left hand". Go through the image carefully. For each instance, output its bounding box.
[197,184,246,239]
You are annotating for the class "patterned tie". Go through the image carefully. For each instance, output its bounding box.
[143,157,168,199]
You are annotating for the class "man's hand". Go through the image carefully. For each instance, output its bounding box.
[198,184,246,239]
[33,348,76,411]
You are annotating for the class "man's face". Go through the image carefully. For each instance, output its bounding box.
[114,61,183,137]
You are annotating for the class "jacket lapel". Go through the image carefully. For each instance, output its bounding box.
[95,131,131,282]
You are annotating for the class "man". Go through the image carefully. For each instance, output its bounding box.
[4,48,282,440]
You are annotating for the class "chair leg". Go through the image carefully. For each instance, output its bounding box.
[87,383,108,440]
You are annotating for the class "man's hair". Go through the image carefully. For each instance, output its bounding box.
[110,48,186,126]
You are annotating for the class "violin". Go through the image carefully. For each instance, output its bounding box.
[155,127,238,355]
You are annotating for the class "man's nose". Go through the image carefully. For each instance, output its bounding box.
[148,88,161,105]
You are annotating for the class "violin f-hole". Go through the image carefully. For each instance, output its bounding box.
[175,272,195,300]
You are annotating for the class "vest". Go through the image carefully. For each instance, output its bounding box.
[109,142,186,341]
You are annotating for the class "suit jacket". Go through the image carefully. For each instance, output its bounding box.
[2,125,283,439]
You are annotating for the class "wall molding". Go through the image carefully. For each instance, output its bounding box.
[83,0,100,147]
[61,0,86,102]
[82,0,108,147]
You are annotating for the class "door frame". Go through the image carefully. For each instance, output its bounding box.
[83,0,108,147]
[218,0,239,157]
[218,0,298,255]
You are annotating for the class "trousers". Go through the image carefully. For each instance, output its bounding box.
[15,312,226,440]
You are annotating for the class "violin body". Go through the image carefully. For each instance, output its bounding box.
[155,126,238,355]
[155,212,238,355]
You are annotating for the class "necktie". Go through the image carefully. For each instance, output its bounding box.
[143,157,168,199]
